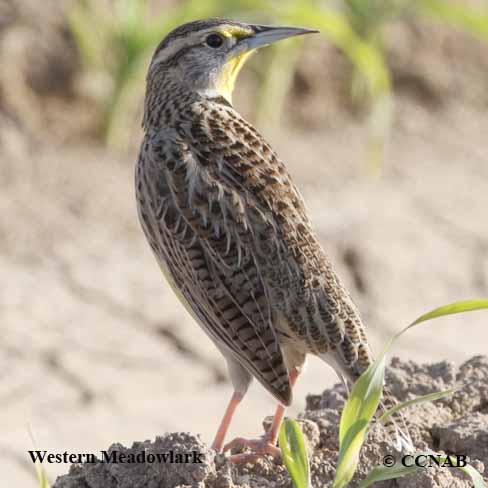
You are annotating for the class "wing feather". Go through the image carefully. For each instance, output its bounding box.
[138,134,292,404]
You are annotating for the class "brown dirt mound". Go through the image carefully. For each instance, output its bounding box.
[53,356,487,488]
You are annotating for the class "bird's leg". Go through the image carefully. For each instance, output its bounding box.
[211,390,243,453]
[223,369,299,463]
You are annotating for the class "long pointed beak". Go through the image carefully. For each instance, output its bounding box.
[240,25,319,52]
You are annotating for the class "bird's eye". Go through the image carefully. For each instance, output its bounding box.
[205,33,224,48]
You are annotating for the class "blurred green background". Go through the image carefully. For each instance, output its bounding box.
[1,0,487,485]
[67,0,488,156]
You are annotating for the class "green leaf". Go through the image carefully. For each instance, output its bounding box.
[339,348,386,445]
[333,419,369,488]
[333,297,488,488]
[358,461,420,487]
[333,348,388,487]
[35,464,51,488]
[377,386,459,424]
[397,299,488,339]
[279,419,311,488]
[28,424,51,488]
[458,463,488,488]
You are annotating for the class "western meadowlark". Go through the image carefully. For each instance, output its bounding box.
[136,18,410,462]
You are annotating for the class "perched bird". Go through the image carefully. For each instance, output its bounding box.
[136,18,410,462]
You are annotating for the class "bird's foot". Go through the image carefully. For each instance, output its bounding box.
[223,436,281,464]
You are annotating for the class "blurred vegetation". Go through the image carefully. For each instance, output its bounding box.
[68,0,488,156]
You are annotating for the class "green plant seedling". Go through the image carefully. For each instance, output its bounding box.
[333,298,488,488]
[279,418,311,488]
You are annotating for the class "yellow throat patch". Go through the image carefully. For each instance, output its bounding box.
[215,51,253,103]
[212,25,255,103]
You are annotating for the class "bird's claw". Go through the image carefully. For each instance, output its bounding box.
[223,436,281,464]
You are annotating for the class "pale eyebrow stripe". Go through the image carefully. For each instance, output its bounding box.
[151,24,252,66]
[152,37,193,66]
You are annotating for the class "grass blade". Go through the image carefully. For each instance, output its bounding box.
[279,418,311,488]
[333,419,369,488]
[333,297,488,487]
[339,349,386,445]
[35,464,51,488]
[334,297,488,487]
[358,461,420,487]
[397,299,488,339]
[377,386,459,424]
[28,424,51,488]
[333,346,389,487]
[458,463,487,488]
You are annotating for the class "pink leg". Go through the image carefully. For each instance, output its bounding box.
[211,390,243,452]
[224,370,299,463]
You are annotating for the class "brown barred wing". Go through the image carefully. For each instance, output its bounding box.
[188,102,372,378]
[137,138,292,405]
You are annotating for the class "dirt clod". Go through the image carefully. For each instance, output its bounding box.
[54,434,214,488]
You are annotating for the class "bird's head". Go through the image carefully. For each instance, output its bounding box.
[148,18,318,103]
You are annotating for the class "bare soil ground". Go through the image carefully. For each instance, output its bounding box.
[53,356,488,487]
[1,1,487,485]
